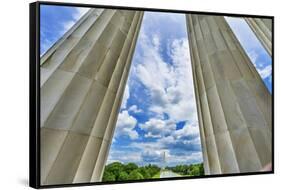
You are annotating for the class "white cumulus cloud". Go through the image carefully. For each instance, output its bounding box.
[140,118,176,138]
[114,110,138,140]
[134,31,198,130]
[258,65,272,79]
[128,105,142,113]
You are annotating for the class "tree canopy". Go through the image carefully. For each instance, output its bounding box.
[102,162,204,182]
[166,163,204,176]
[102,162,160,182]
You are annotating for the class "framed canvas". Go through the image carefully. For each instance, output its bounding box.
[30,1,274,188]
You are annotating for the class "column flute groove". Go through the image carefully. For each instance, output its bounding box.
[41,9,143,185]
[188,15,222,174]
[245,17,272,56]
[186,14,272,174]
[195,15,240,174]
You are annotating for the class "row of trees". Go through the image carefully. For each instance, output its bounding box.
[102,162,161,182]
[166,163,204,176]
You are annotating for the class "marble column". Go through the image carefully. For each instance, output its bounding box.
[40,8,143,185]
[186,14,272,175]
[245,17,272,56]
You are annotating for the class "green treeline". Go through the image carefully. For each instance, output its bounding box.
[166,163,204,176]
[102,162,204,182]
[102,162,161,182]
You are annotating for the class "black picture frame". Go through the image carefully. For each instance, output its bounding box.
[30,1,274,189]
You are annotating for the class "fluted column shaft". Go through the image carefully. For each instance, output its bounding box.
[40,8,143,185]
[245,17,272,56]
[186,14,272,175]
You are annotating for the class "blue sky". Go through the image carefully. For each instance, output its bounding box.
[40,5,89,55]
[226,17,272,93]
[108,12,202,166]
[41,5,272,167]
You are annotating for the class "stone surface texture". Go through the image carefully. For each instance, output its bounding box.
[40,8,143,185]
[40,9,272,185]
[186,14,272,175]
[245,17,272,56]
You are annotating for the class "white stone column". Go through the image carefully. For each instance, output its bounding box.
[186,14,272,175]
[245,17,272,56]
[40,8,143,185]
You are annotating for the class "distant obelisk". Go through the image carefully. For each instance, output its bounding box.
[163,151,166,169]
[40,8,272,185]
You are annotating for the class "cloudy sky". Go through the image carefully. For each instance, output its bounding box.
[40,5,89,55]
[41,5,272,167]
[108,11,202,166]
